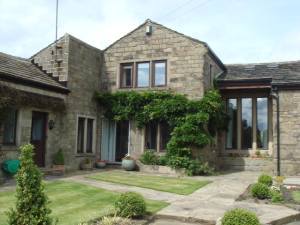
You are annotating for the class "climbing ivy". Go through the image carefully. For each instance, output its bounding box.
[96,89,228,173]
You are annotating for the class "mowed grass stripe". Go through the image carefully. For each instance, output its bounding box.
[0,180,168,225]
[87,170,210,195]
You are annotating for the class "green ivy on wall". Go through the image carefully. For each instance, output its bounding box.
[96,89,228,173]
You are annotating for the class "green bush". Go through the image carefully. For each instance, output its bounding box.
[53,149,64,165]
[251,183,271,199]
[270,189,283,203]
[140,150,158,165]
[114,192,146,218]
[157,155,168,166]
[186,160,214,176]
[258,174,273,186]
[7,144,53,225]
[222,208,260,225]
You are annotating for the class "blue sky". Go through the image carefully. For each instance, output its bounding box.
[0,0,299,64]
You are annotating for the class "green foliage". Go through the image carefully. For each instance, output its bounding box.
[7,144,53,225]
[251,183,271,199]
[157,155,168,166]
[114,192,146,218]
[96,89,227,174]
[221,208,260,225]
[140,150,159,165]
[53,149,64,165]
[258,174,273,187]
[270,189,283,203]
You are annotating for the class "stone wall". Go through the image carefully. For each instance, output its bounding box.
[273,90,300,175]
[103,20,222,100]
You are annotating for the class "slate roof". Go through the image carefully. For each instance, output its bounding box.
[219,61,300,85]
[0,52,68,93]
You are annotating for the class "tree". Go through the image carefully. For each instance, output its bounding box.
[7,144,53,225]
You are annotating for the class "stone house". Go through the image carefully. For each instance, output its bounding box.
[0,19,300,179]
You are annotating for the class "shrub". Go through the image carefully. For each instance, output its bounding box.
[114,192,146,218]
[101,215,131,225]
[139,150,158,165]
[53,149,64,165]
[186,160,214,176]
[7,144,53,225]
[157,155,168,166]
[270,189,283,203]
[251,183,271,199]
[258,174,273,186]
[221,208,260,225]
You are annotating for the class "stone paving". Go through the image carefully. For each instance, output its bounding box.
[65,171,300,225]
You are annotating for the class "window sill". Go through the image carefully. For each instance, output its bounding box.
[75,153,96,157]
[0,145,18,151]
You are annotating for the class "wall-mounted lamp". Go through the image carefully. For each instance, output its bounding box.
[48,120,55,130]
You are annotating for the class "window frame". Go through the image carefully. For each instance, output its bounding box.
[136,61,151,88]
[152,60,167,87]
[75,115,96,155]
[224,96,270,154]
[2,109,18,146]
[120,63,133,88]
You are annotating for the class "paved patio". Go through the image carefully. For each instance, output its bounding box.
[65,171,300,225]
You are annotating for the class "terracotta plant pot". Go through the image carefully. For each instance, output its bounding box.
[95,161,106,168]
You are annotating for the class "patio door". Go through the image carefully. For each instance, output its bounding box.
[101,120,129,163]
[31,111,47,167]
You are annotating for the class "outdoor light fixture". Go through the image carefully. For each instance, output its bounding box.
[48,120,55,130]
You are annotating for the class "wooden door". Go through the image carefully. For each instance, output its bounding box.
[31,111,47,167]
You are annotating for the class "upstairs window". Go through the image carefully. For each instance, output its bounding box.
[137,62,150,87]
[153,61,166,86]
[120,63,133,88]
[3,108,18,145]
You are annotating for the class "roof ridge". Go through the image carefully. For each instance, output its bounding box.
[226,60,300,66]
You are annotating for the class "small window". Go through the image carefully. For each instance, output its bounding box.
[153,61,166,86]
[137,62,150,87]
[241,98,253,150]
[120,63,133,88]
[77,116,95,154]
[226,99,237,149]
[257,98,268,149]
[77,117,85,153]
[3,109,17,145]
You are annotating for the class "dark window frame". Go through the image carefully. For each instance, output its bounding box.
[120,63,134,88]
[76,116,95,154]
[152,60,167,87]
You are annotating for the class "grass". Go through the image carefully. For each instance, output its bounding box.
[0,180,168,225]
[87,170,210,195]
[292,190,300,203]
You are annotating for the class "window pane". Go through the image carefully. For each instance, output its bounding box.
[77,117,85,153]
[3,109,17,144]
[257,98,268,149]
[154,62,166,86]
[86,119,94,153]
[226,99,237,149]
[241,98,253,149]
[160,122,171,151]
[137,62,150,87]
[121,64,132,87]
[145,122,157,150]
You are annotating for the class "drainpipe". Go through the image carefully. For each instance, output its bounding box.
[271,87,280,176]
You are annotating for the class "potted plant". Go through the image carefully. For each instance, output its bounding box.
[80,158,93,170]
[95,159,107,168]
[52,149,65,174]
[122,154,136,171]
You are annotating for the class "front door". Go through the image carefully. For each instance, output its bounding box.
[31,111,47,167]
[115,121,129,162]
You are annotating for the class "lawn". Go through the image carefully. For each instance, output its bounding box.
[87,170,210,195]
[0,180,168,225]
[292,190,300,203]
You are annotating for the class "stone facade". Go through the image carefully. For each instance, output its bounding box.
[272,90,300,175]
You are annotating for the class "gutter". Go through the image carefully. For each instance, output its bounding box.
[271,87,281,176]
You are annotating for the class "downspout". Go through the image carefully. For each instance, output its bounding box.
[272,87,280,176]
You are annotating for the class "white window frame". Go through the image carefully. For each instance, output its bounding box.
[75,115,96,154]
